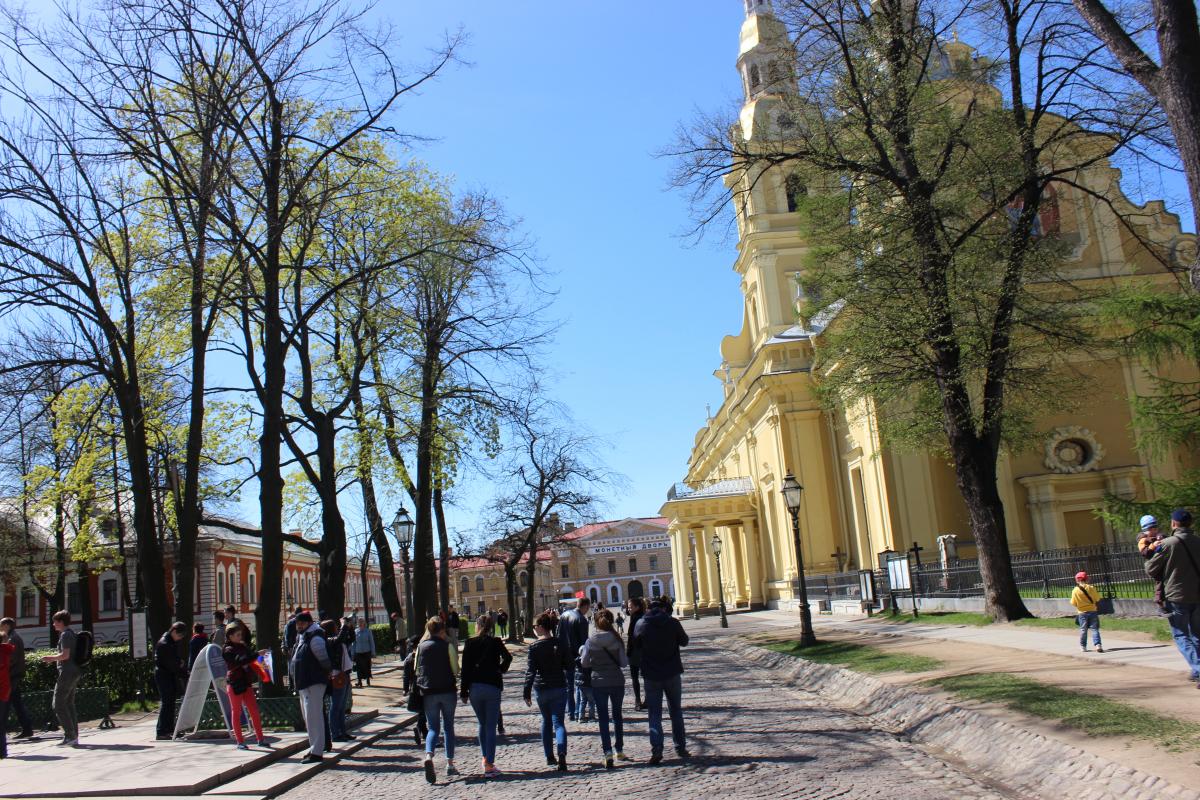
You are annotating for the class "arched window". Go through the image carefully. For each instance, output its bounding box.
[460,576,470,595]
[589,586,600,604]
[475,576,484,592]
[786,173,807,212]
[248,571,257,605]
[519,571,528,588]
[748,63,762,92]
[609,585,620,604]
[217,565,226,604]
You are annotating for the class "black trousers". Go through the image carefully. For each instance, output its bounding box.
[354,653,372,682]
[155,673,179,737]
[630,664,642,706]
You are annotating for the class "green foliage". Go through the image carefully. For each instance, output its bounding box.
[369,623,396,654]
[21,646,156,704]
[1098,282,1200,528]
[870,611,993,626]
[930,672,1200,748]
[1013,615,1173,641]
[763,639,944,673]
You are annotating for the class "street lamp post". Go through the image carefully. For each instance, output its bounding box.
[782,472,818,647]
[392,507,415,638]
[686,552,700,621]
[710,532,729,628]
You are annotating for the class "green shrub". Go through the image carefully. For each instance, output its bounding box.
[21,645,156,705]
[370,623,396,654]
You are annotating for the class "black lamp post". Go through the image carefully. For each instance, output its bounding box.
[686,551,700,621]
[392,506,415,638]
[782,472,817,647]
[710,532,729,628]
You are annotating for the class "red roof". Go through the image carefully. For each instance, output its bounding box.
[561,516,669,542]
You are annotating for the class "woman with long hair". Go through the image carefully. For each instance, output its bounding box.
[460,614,513,778]
[222,623,267,749]
[417,617,459,783]
[523,611,572,771]
[582,608,630,769]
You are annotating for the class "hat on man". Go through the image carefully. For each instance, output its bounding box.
[295,611,314,623]
[1075,571,1088,582]
[1171,508,1193,525]
[1139,514,1158,531]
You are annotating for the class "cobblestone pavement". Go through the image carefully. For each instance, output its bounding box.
[279,631,1016,800]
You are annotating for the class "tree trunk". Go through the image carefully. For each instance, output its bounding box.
[524,538,539,639]
[77,562,94,634]
[359,465,402,619]
[948,437,1031,622]
[413,356,439,622]
[504,566,519,644]
[434,481,451,614]
[314,416,347,619]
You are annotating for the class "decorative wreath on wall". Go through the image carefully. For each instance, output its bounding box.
[1044,426,1105,474]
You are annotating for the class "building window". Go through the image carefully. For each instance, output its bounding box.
[589,587,600,604]
[67,581,82,616]
[519,571,529,588]
[217,567,226,604]
[19,587,36,619]
[607,559,616,575]
[610,585,620,604]
[786,173,807,212]
[102,578,118,612]
[649,555,658,571]
[248,573,257,604]
[475,576,484,592]
[561,564,569,579]
[460,576,470,595]
[628,557,637,572]
[587,562,596,577]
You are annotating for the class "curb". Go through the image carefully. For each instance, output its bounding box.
[722,637,1200,800]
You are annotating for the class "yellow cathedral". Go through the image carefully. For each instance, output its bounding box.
[659,0,1198,614]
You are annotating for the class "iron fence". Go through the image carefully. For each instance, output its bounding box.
[889,542,1152,601]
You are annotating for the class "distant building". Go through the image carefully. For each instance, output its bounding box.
[446,552,553,620]
[552,517,674,607]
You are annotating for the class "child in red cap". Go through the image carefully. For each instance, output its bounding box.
[1070,571,1104,653]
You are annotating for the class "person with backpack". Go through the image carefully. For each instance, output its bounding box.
[41,610,85,747]
[558,597,590,721]
[401,633,427,746]
[1070,571,1105,653]
[417,617,459,783]
[154,622,188,740]
[524,611,573,772]
[581,608,629,769]
[460,614,513,778]
[634,597,690,764]
[222,623,267,749]
[1147,508,1200,684]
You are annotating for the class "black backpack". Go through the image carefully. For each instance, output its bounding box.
[73,630,94,667]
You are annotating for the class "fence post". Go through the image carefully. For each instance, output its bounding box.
[1039,551,1050,599]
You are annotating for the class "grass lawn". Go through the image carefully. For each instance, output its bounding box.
[763,639,944,673]
[1013,615,1173,642]
[930,672,1200,749]
[872,611,993,626]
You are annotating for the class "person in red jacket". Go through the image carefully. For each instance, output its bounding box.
[0,628,15,759]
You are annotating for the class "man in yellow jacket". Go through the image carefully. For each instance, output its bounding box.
[1070,571,1104,653]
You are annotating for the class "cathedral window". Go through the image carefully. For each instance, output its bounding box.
[748,64,762,92]
[786,173,807,212]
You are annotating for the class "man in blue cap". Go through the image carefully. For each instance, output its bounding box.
[1146,509,1200,685]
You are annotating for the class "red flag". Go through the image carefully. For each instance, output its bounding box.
[574,590,585,599]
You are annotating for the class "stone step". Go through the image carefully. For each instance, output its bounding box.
[202,711,415,798]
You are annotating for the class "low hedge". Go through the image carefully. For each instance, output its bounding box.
[21,646,156,705]
[369,623,396,653]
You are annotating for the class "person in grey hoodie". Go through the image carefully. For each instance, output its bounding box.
[581,608,629,769]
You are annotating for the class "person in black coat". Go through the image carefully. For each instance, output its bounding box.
[625,597,646,710]
[154,622,188,741]
[460,615,513,777]
[524,612,573,772]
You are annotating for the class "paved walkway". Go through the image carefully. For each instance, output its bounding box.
[731,608,1190,673]
[279,633,1013,800]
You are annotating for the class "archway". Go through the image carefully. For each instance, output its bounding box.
[628,580,644,599]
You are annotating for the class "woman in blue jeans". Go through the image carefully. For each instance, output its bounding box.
[581,608,630,769]
[523,611,572,771]
[460,614,513,778]
[417,618,459,784]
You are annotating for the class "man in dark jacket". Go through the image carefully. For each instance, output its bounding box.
[154,622,188,741]
[1147,508,1200,683]
[633,598,690,763]
[0,618,32,739]
[290,612,332,763]
[557,598,590,720]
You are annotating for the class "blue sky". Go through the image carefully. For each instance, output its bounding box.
[270,2,752,536]
[372,2,749,531]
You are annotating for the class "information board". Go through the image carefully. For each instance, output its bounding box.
[130,610,148,659]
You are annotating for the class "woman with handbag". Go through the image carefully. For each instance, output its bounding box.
[523,611,573,772]
[322,620,355,742]
[417,618,459,783]
[222,623,267,749]
[582,608,630,769]
[460,614,513,778]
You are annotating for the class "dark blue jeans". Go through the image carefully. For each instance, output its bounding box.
[468,683,502,765]
[1165,601,1200,678]
[1077,611,1101,647]
[563,664,578,718]
[534,686,568,759]
[328,682,349,738]
[423,691,457,759]
[592,684,625,755]
[644,674,685,755]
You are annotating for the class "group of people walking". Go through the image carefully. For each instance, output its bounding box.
[408,595,689,783]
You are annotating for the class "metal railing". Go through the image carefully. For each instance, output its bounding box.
[666,477,754,502]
